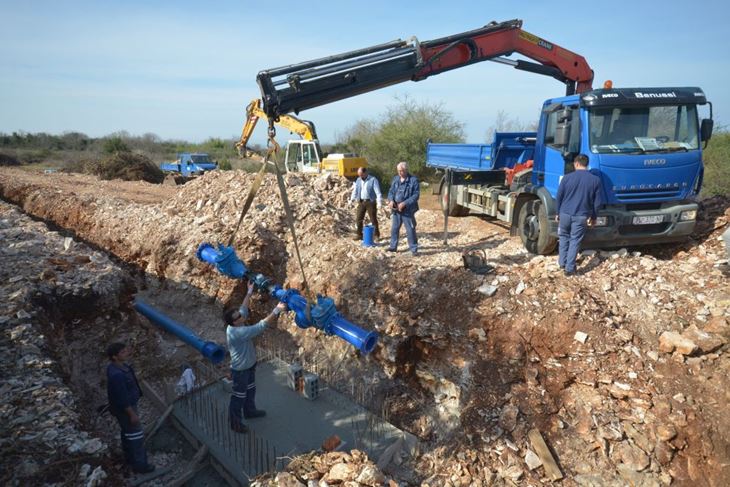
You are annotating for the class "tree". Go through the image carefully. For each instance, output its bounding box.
[336,96,464,181]
[485,110,538,141]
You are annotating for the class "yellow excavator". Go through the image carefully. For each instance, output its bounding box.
[236,99,366,178]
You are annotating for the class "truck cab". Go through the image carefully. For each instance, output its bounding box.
[530,87,709,249]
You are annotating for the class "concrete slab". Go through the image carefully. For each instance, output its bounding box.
[173,359,415,484]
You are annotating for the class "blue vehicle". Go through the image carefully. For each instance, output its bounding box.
[160,152,218,177]
[428,87,713,254]
[251,19,714,253]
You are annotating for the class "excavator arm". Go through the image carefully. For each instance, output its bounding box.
[256,19,593,119]
[236,98,321,156]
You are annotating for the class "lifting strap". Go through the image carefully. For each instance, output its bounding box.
[226,148,270,247]
[227,121,313,319]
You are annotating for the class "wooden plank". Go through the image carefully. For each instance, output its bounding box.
[168,445,209,487]
[144,404,174,444]
[129,464,175,486]
[528,428,563,481]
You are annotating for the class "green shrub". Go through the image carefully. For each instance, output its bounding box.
[102,136,130,155]
[702,132,730,196]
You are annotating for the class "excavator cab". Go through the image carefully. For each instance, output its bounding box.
[284,140,322,173]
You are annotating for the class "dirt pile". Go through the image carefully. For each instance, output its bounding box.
[63,152,164,183]
[0,167,729,485]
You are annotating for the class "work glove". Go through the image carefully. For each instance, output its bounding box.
[376,199,382,209]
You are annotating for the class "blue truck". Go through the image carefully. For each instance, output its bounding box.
[160,153,218,178]
[250,19,714,253]
[428,87,713,254]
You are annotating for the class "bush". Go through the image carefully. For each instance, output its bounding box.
[702,132,730,196]
[219,158,233,170]
[102,136,130,155]
[82,153,164,183]
[0,152,21,166]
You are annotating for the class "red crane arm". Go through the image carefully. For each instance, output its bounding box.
[415,20,593,93]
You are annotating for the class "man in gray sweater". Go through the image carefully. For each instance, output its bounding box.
[224,281,287,433]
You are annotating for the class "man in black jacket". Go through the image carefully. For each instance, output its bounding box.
[106,342,154,474]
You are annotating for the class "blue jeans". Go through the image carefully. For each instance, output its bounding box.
[229,366,256,427]
[558,213,588,273]
[113,405,148,469]
[390,212,418,253]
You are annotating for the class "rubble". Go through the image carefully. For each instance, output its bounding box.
[1,168,729,485]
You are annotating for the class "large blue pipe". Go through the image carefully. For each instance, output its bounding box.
[196,243,378,355]
[133,300,226,364]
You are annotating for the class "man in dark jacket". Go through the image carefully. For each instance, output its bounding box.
[387,161,420,255]
[556,154,605,275]
[106,342,154,474]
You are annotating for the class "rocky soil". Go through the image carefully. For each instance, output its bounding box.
[1,166,729,486]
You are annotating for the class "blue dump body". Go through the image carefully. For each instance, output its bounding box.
[160,152,218,177]
[427,132,536,172]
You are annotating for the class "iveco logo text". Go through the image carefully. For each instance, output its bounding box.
[634,92,677,99]
[602,93,618,98]
[644,159,667,166]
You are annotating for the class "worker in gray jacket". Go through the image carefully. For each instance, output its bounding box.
[224,281,287,433]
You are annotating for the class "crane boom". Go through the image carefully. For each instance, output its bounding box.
[256,19,593,119]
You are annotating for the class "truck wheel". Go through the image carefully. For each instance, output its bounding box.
[518,200,557,255]
[440,178,468,216]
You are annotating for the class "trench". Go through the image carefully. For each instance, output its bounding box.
[1,198,422,485]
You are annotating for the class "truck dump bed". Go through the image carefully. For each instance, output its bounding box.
[426,132,536,171]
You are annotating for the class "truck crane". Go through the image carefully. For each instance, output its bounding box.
[253,19,713,254]
[237,98,366,178]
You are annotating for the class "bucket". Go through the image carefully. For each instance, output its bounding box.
[362,224,375,247]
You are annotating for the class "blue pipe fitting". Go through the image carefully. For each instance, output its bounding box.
[197,241,379,354]
[311,296,378,355]
[133,300,226,364]
[272,288,310,328]
[196,243,247,279]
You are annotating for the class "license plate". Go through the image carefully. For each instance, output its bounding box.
[633,215,664,225]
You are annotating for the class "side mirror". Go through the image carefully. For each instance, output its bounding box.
[554,122,570,147]
[700,118,713,142]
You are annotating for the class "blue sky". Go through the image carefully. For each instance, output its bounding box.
[1,0,727,145]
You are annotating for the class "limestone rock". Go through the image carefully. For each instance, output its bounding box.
[658,331,697,355]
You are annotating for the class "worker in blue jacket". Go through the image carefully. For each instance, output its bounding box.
[556,153,605,276]
[106,342,155,474]
[224,281,288,433]
[386,161,420,256]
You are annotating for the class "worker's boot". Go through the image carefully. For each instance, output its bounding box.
[245,409,267,419]
[231,422,249,434]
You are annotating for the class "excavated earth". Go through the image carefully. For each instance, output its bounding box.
[1,166,729,486]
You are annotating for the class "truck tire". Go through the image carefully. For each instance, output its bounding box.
[518,200,557,255]
[439,177,469,216]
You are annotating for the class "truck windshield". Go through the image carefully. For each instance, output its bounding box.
[588,105,699,154]
[190,155,211,163]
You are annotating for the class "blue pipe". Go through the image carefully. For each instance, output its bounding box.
[133,300,226,364]
[196,242,379,354]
